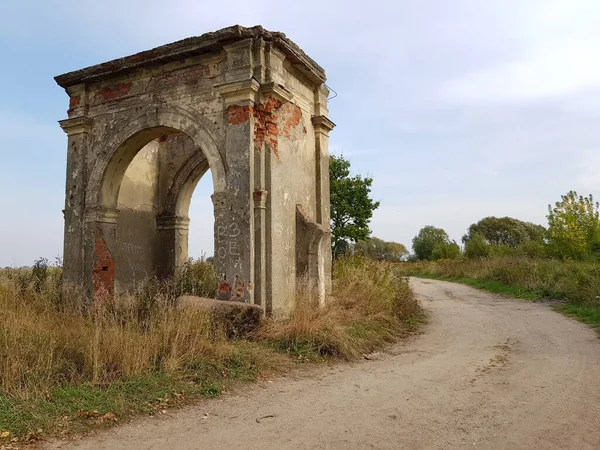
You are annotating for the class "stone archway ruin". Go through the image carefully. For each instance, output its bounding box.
[55,25,335,314]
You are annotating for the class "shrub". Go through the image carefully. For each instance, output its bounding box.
[412,226,452,261]
[431,241,461,260]
[176,257,218,298]
[464,233,490,259]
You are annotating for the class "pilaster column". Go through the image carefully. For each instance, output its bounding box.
[213,41,260,302]
[253,188,268,309]
[312,106,336,295]
[156,215,191,279]
[59,116,93,287]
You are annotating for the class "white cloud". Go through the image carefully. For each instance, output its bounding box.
[442,0,600,103]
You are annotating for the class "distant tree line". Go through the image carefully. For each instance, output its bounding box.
[327,152,600,264]
[409,190,600,262]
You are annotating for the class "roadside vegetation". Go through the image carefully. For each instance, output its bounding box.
[0,257,421,443]
[396,190,600,334]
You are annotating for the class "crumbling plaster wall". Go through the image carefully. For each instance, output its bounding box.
[58,26,334,314]
[115,141,160,292]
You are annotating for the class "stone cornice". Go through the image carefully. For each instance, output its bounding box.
[215,78,261,105]
[156,215,191,230]
[55,25,326,88]
[85,207,119,224]
[260,82,293,103]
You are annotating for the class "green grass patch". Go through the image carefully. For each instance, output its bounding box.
[555,304,600,332]
[0,355,262,440]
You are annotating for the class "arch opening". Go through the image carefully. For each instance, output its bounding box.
[187,168,215,261]
[96,127,216,294]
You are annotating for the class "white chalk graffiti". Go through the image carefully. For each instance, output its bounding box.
[216,222,242,269]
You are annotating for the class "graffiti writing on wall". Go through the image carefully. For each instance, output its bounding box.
[216,222,242,270]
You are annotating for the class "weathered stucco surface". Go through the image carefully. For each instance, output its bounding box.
[56,25,335,314]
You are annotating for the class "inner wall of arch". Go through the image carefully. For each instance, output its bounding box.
[115,132,208,293]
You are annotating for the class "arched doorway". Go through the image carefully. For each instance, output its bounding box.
[87,112,226,297]
[188,172,215,260]
[110,132,214,293]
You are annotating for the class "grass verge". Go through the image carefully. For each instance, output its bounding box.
[0,257,422,444]
[256,257,424,361]
[554,304,600,333]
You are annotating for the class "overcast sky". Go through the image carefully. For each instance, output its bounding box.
[1,0,600,266]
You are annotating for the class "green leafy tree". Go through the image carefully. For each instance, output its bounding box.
[464,232,490,259]
[431,241,461,260]
[462,217,546,247]
[412,226,451,261]
[330,155,380,259]
[354,237,408,261]
[547,191,600,260]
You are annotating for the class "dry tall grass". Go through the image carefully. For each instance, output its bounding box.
[0,267,250,399]
[0,256,422,439]
[257,257,422,360]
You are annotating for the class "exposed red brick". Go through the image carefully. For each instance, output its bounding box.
[219,281,232,294]
[228,98,304,159]
[253,190,264,201]
[227,105,253,125]
[69,96,81,109]
[253,97,281,157]
[67,96,81,117]
[97,82,132,101]
[93,237,115,297]
[234,278,245,298]
[279,102,303,138]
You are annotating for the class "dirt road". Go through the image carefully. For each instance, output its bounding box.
[48,279,600,449]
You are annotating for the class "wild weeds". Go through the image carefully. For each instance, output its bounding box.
[0,266,244,399]
[256,256,422,360]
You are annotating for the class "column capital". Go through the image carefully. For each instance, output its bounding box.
[85,206,119,224]
[260,82,293,103]
[215,78,260,106]
[253,189,268,210]
[59,117,93,136]
[156,215,190,230]
[311,115,336,133]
